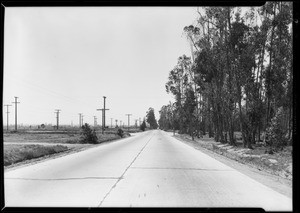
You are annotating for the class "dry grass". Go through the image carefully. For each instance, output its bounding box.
[174,133,292,179]
[4,144,69,166]
[3,130,127,167]
[4,131,124,144]
[3,132,79,144]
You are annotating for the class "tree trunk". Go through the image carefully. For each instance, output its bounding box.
[229,114,236,145]
[265,3,277,137]
[257,122,261,142]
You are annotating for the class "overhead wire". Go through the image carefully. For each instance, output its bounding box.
[5,74,96,111]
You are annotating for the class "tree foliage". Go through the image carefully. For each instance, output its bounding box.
[146,108,158,129]
[140,119,147,131]
[80,123,98,144]
[161,3,293,150]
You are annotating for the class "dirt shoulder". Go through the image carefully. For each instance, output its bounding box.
[172,133,292,199]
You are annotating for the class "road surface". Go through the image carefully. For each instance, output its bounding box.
[4,130,292,210]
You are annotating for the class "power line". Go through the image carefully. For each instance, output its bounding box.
[12,97,20,131]
[4,104,12,131]
[7,75,96,111]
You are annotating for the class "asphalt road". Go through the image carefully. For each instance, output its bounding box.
[4,130,292,210]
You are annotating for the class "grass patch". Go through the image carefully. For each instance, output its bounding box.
[3,132,80,144]
[65,133,121,144]
[4,144,69,166]
[98,133,121,143]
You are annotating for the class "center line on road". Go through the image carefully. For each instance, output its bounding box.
[129,167,234,171]
[97,133,154,207]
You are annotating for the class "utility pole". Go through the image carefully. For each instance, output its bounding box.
[4,104,12,131]
[94,116,97,127]
[97,96,109,134]
[12,97,20,131]
[54,109,61,130]
[125,114,132,132]
[115,119,118,128]
[81,114,84,126]
[97,109,104,133]
[103,96,107,129]
[78,113,82,128]
[97,109,103,130]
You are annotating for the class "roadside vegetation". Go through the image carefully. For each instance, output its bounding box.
[159,3,293,154]
[3,125,137,167]
[4,144,68,166]
[174,133,292,180]
[80,123,98,144]
[140,119,147,131]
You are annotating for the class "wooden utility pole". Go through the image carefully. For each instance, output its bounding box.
[125,114,132,132]
[94,116,97,127]
[78,113,82,127]
[4,104,12,131]
[97,96,110,134]
[12,97,20,131]
[54,109,61,130]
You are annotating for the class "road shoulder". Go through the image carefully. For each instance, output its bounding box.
[172,133,292,199]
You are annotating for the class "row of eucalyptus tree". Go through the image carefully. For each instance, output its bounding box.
[159,2,293,150]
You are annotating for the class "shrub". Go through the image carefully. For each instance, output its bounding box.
[140,120,146,131]
[265,107,287,150]
[117,128,124,138]
[80,123,98,144]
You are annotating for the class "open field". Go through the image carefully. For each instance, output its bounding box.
[3,128,135,168]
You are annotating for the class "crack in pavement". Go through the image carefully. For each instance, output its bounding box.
[97,133,154,207]
[129,167,234,171]
[5,177,122,181]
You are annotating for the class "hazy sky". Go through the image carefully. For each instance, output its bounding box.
[3,7,199,126]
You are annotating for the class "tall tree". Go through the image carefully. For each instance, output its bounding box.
[146,107,158,129]
[163,4,293,151]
